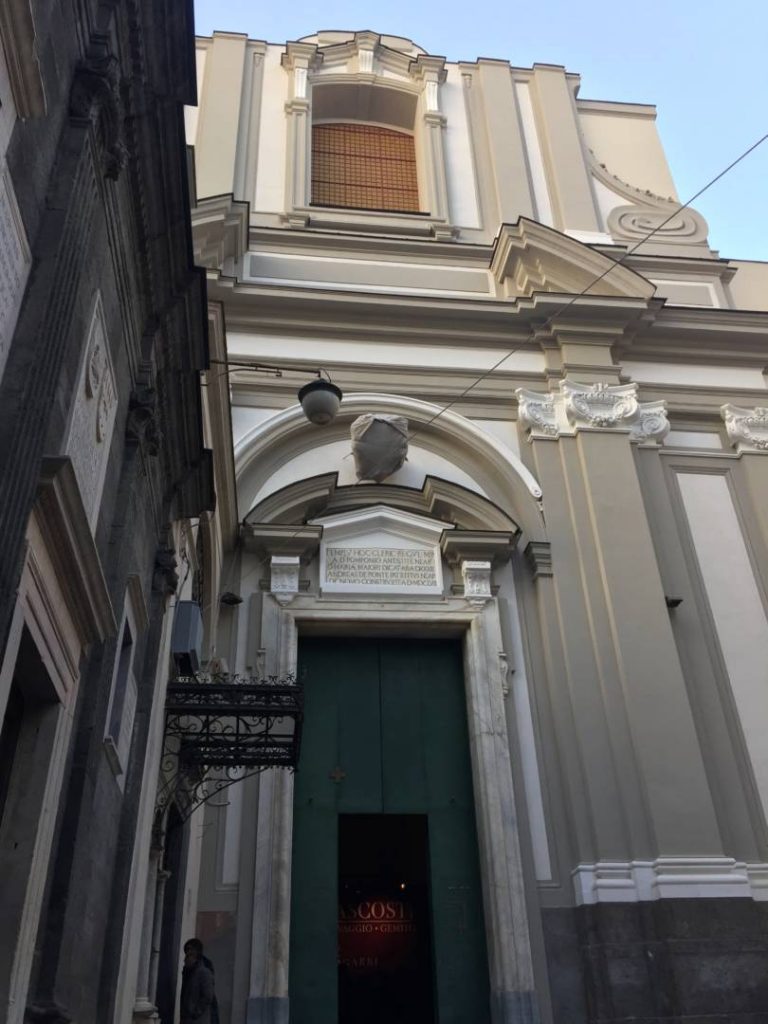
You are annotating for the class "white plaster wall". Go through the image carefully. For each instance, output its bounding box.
[592,177,625,232]
[442,65,481,229]
[515,82,554,228]
[244,251,490,296]
[184,46,207,146]
[228,332,546,375]
[246,438,488,513]
[677,472,768,822]
[622,361,767,390]
[221,779,243,886]
[231,406,276,447]
[254,45,288,213]
[664,430,723,450]
[578,107,678,200]
[727,261,768,311]
[472,418,520,457]
[650,280,719,308]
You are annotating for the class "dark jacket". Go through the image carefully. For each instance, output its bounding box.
[202,955,220,1024]
[180,958,215,1024]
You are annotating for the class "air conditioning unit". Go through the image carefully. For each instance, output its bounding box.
[171,600,203,676]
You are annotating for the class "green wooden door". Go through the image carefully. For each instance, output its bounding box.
[290,638,490,1024]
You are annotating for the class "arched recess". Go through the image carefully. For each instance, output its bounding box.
[235,393,546,544]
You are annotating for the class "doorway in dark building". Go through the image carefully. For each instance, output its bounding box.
[290,636,490,1024]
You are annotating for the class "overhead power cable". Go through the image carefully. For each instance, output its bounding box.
[212,126,768,582]
[407,129,768,438]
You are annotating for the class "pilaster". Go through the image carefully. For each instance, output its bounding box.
[411,55,452,229]
[528,65,600,233]
[281,42,319,217]
[195,33,249,199]
[518,380,723,887]
[475,61,536,223]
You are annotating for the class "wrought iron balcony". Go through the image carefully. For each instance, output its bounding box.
[159,671,303,821]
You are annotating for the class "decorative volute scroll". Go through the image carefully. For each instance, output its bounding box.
[608,205,709,247]
[69,46,127,180]
[721,404,768,453]
[587,150,710,249]
[629,400,671,444]
[515,389,559,439]
[516,379,669,443]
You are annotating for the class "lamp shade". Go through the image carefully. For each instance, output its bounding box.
[298,379,343,425]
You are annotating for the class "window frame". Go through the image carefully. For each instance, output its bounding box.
[282,41,455,239]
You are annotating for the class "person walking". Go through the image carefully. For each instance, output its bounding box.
[180,938,215,1024]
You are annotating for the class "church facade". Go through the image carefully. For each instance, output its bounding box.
[188,29,768,1024]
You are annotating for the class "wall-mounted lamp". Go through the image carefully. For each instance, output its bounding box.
[210,359,343,426]
[298,376,343,425]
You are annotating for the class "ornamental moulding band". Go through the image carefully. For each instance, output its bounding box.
[515,379,669,443]
[572,857,768,904]
[721,403,768,453]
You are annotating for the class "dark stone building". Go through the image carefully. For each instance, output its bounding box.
[0,3,223,1022]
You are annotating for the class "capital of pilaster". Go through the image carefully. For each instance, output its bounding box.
[409,54,448,84]
[515,388,559,439]
[628,400,671,444]
[516,380,669,443]
[562,378,638,429]
[281,41,320,101]
[721,403,768,453]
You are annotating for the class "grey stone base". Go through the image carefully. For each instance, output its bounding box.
[542,899,768,1024]
[491,989,541,1024]
[246,995,289,1024]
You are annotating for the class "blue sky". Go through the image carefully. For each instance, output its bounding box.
[194,0,768,261]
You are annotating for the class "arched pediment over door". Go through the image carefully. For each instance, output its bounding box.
[234,393,546,546]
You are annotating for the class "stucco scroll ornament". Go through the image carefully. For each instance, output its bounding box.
[270,556,300,603]
[608,206,709,246]
[721,404,768,453]
[562,379,639,430]
[629,400,670,444]
[461,560,492,604]
[515,388,558,439]
[69,49,127,180]
[126,385,160,456]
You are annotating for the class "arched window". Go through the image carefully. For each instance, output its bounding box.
[311,122,420,213]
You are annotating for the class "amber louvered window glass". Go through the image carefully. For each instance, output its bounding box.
[311,123,420,213]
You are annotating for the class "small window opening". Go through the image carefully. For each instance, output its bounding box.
[311,123,420,214]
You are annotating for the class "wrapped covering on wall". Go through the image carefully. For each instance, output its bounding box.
[350,415,409,482]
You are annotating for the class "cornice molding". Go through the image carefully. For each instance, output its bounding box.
[490,218,656,300]
[191,194,249,270]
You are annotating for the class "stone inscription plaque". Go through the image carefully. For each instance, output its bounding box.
[326,547,437,588]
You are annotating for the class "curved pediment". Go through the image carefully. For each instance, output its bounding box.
[244,472,521,534]
[235,393,544,542]
[490,217,656,300]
